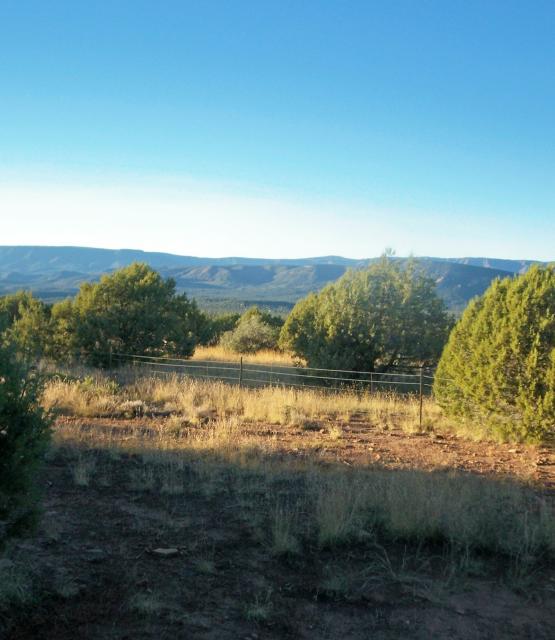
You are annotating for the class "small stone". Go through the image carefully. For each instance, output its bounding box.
[153,547,179,557]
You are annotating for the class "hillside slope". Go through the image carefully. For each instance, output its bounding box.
[0,245,548,312]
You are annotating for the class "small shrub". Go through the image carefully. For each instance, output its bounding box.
[0,345,51,545]
[328,424,343,440]
[159,462,185,495]
[128,592,165,616]
[220,315,279,354]
[0,561,35,611]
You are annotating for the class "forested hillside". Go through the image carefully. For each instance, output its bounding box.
[0,246,546,312]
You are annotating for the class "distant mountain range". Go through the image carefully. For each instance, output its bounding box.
[0,246,549,313]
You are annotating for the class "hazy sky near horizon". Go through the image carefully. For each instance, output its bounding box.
[1,1,554,260]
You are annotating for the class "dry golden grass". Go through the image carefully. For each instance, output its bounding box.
[42,370,555,568]
[191,345,297,365]
[43,370,443,433]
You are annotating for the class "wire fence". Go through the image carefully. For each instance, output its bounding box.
[108,351,442,397]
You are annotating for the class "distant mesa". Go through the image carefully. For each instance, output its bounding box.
[0,245,548,312]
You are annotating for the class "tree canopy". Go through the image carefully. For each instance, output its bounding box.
[0,291,51,358]
[434,265,555,442]
[66,263,203,366]
[279,257,451,372]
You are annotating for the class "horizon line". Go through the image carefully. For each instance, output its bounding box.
[0,244,549,265]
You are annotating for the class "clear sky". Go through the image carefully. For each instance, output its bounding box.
[0,1,554,260]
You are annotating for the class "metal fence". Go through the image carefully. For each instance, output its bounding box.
[110,351,438,396]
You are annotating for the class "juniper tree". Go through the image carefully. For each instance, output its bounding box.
[0,291,51,358]
[434,265,555,442]
[0,345,51,544]
[65,263,202,366]
[279,257,451,371]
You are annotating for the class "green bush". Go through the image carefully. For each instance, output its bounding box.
[279,257,451,371]
[196,312,241,346]
[434,265,555,442]
[218,306,282,353]
[0,345,51,545]
[220,315,280,353]
[54,262,203,366]
[0,292,51,359]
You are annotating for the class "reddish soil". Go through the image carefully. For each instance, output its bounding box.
[57,414,555,490]
[1,417,554,639]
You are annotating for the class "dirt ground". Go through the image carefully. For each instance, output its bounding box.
[270,414,555,489]
[54,413,555,489]
[2,416,554,640]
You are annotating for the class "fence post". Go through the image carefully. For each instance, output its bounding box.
[370,372,374,394]
[239,357,243,388]
[419,366,423,430]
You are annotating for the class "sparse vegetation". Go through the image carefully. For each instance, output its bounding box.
[39,372,554,562]
[0,365,552,638]
[71,453,97,487]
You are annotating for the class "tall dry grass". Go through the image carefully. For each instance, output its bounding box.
[43,371,555,569]
[191,345,297,365]
[42,370,442,431]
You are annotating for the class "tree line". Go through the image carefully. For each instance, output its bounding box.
[1,257,554,443]
[0,257,453,371]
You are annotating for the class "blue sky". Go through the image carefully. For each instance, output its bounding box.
[0,1,554,260]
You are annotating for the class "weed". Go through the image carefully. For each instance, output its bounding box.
[328,424,343,440]
[71,453,97,487]
[0,563,34,610]
[193,558,217,575]
[159,462,185,495]
[270,503,301,556]
[243,588,273,622]
[314,475,365,548]
[128,467,156,492]
[128,592,165,616]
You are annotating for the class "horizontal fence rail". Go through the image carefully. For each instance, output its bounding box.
[106,351,444,396]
